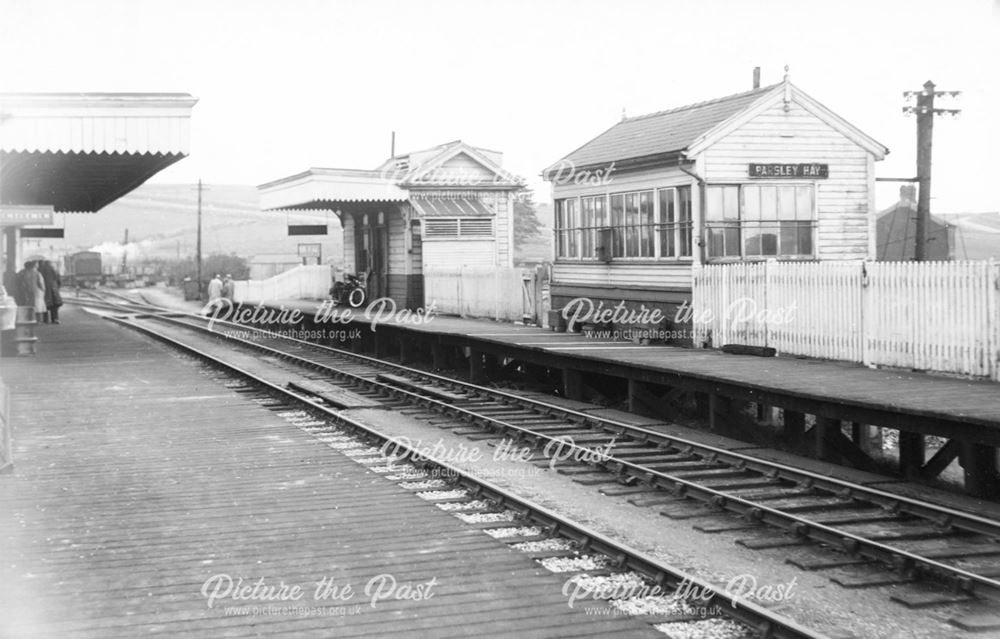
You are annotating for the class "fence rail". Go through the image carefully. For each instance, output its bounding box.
[424,266,545,323]
[233,265,331,303]
[692,260,1000,381]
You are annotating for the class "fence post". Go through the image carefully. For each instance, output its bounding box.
[764,259,775,349]
[537,265,545,324]
[989,258,999,381]
[494,268,500,321]
[691,264,702,348]
[861,261,872,368]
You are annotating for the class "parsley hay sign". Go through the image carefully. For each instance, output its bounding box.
[748,163,829,179]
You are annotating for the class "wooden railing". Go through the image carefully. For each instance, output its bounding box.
[692,259,1000,381]
[424,266,547,324]
[232,265,331,303]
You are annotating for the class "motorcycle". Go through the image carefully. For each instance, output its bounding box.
[330,273,366,308]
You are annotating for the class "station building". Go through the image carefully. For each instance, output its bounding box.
[542,76,888,333]
[259,140,524,310]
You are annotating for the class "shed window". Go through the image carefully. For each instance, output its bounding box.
[424,218,494,239]
[706,184,815,260]
[555,198,579,258]
[579,195,606,258]
[657,187,693,258]
[458,219,494,237]
[556,186,692,260]
[611,191,654,257]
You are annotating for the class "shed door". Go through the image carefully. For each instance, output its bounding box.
[370,225,388,299]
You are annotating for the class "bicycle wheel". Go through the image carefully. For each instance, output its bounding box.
[348,287,366,308]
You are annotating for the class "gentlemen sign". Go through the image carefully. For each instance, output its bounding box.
[749,163,829,178]
[0,205,54,226]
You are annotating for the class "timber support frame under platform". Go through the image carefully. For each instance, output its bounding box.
[252,303,1000,498]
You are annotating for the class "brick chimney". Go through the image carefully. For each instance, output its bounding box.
[899,184,917,206]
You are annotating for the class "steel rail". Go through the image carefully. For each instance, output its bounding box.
[106,312,825,639]
[112,298,1000,540]
[110,308,1000,600]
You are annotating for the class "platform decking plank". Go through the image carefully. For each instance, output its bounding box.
[0,308,658,638]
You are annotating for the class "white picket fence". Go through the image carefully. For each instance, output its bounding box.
[691,260,1000,380]
[424,267,539,323]
[232,265,331,303]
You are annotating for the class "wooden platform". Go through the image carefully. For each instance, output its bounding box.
[0,307,658,638]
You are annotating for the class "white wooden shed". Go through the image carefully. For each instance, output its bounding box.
[542,76,888,329]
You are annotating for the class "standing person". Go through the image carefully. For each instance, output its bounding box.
[2,271,17,301]
[12,264,31,306]
[207,273,223,303]
[38,260,63,324]
[17,261,46,319]
[222,274,234,301]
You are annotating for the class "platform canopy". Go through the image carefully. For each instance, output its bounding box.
[258,140,524,214]
[0,92,198,212]
[258,167,408,212]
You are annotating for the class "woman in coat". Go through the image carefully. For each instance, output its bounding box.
[17,261,46,319]
[38,260,63,324]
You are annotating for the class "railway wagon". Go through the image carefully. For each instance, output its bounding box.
[63,251,104,288]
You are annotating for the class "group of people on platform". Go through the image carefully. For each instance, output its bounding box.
[207,274,234,304]
[8,260,63,324]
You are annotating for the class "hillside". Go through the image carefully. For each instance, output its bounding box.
[24,184,344,267]
[20,183,558,271]
[937,212,1000,260]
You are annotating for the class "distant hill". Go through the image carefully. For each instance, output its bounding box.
[936,211,1000,260]
[22,184,344,267]
[21,183,559,271]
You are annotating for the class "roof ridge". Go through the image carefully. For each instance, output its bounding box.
[397,139,464,158]
[622,83,781,123]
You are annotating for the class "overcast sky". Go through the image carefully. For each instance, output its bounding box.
[2,0,997,213]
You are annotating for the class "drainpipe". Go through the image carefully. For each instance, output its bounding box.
[677,154,706,264]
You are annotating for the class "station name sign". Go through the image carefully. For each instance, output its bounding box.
[288,224,328,236]
[748,163,829,179]
[0,205,55,226]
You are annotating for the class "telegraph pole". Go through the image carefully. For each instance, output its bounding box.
[196,179,203,293]
[121,228,129,274]
[902,81,960,261]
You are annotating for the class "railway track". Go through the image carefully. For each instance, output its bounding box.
[67,292,824,639]
[72,292,1000,613]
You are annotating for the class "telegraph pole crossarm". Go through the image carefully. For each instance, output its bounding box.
[901,80,961,261]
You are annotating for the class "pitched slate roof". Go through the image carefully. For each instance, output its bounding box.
[546,84,779,174]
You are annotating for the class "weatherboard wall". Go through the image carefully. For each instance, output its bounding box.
[700,99,875,260]
[550,164,698,293]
